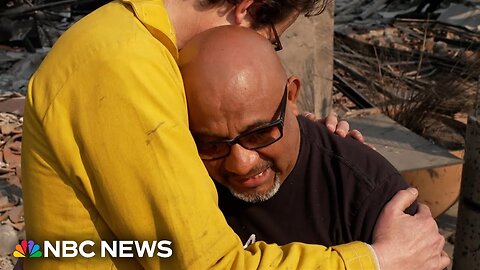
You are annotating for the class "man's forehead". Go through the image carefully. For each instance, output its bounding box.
[188,75,286,137]
[192,117,276,139]
[190,97,280,138]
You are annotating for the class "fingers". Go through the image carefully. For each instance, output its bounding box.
[303,112,316,121]
[417,203,433,218]
[438,236,446,252]
[316,114,367,144]
[347,129,365,143]
[385,188,419,214]
[335,120,349,137]
[324,114,338,132]
[439,250,451,269]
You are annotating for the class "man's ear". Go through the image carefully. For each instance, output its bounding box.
[234,0,255,26]
[287,75,301,115]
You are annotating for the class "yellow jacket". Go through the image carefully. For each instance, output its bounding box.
[22,0,377,269]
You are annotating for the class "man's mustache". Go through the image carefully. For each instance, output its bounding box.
[222,160,278,181]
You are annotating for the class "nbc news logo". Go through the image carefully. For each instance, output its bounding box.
[12,239,172,258]
[13,240,42,258]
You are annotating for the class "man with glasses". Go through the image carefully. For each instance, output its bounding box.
[180,25,450,270]
[21,0,447,268]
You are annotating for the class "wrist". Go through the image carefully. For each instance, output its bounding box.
[369,243,383,270]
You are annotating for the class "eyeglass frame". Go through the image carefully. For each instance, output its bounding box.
[245,5,283,51]
[270,22,283,51]
[195,83,288,160]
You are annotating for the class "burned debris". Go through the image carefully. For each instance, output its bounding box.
[0,0,111,92]
[0,0,107,267]
[333,0,480,149]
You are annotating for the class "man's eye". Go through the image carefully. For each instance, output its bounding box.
[243,129,274,145]
[198,142,223,153]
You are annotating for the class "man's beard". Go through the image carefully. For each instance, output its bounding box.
[227,172,281,203]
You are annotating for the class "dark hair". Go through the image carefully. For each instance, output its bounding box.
[201,0,328,29]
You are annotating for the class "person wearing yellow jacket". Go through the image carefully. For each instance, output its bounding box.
[21,0,449,269]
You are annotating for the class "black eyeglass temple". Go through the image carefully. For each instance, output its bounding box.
[271,23,283,51]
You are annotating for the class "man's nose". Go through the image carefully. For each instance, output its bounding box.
[223,144,259,176]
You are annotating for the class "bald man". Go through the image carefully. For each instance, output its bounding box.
[180,26,450,270]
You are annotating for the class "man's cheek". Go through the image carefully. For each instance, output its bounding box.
[204,163,222,182]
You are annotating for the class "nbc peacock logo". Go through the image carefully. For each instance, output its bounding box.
[13,240,43,258]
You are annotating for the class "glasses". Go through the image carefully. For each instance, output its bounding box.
[195,83,288,160]
[270,23,283,51]
[245,5,283,51]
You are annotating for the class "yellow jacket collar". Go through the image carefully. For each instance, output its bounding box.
[121,0,179,60]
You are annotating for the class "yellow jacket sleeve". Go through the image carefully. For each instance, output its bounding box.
[21,1,377,269]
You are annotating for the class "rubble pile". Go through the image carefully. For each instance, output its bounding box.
[0,93,24,269]
[0,1,103,268]
[0,0,477,268]
[0,0,107,95]
[333,0,480,149]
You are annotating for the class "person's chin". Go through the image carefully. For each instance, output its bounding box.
[228,172,281,203]
[229,167,276,191]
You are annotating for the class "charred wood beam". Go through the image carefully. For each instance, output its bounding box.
[333,72,374,109]
[335,31,470,77]
[434,36,480,51]
[0,0,94,17]
[335,50,430,92]
[394,20,480,54]
[335,57,418,103]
